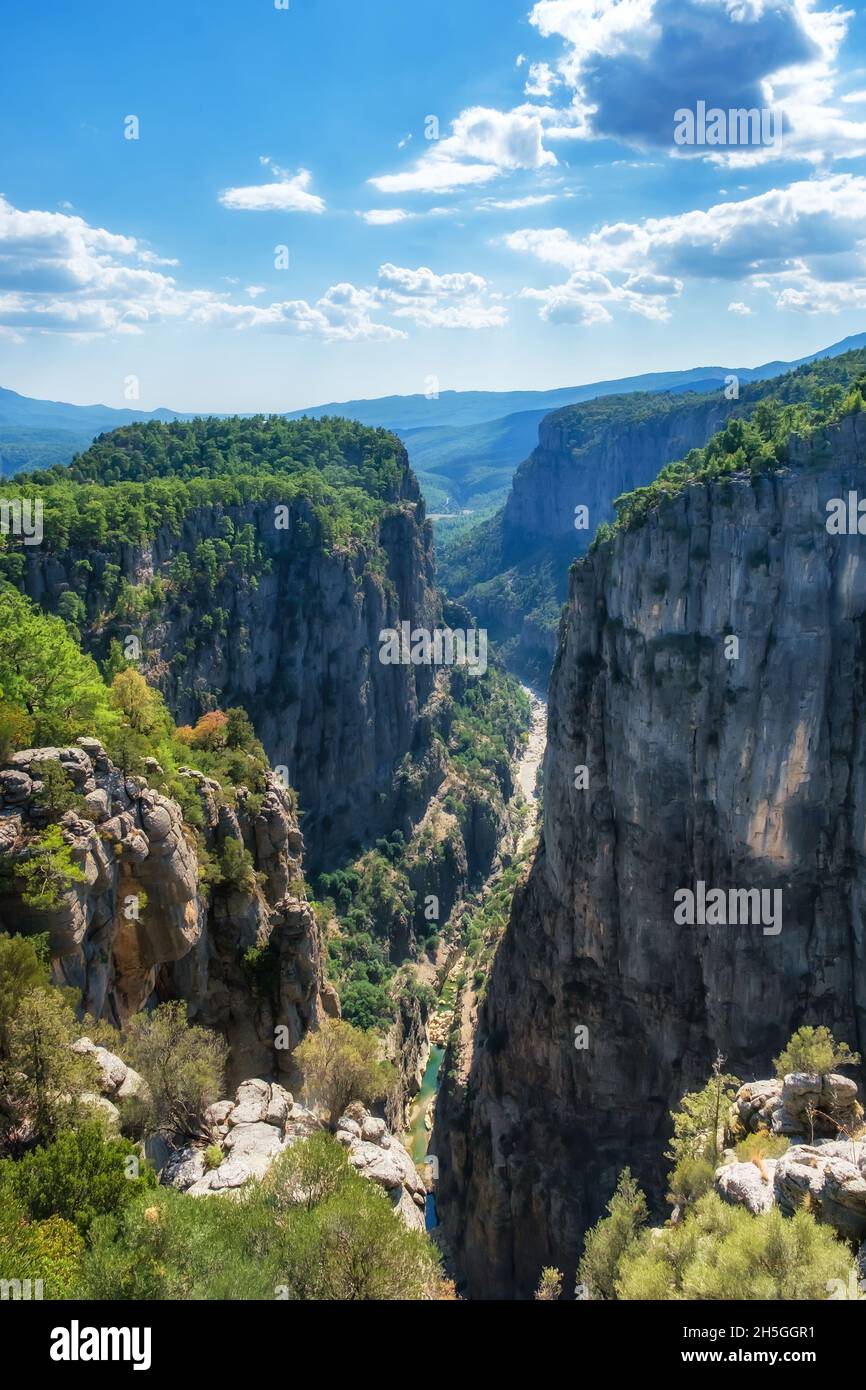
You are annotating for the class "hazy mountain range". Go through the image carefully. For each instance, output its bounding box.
[4,332,866,513]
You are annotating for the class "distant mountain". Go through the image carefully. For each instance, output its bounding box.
[3,332,866,484]
[0,387,183,475]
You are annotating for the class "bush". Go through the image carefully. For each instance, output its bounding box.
[0,933,49,1058]
[295,1018,394,1128]
[733,1133,790,1165]
[2,987,99,1143]
[578,1169,648,1300]
[616,1193,852,1301]
[0,1123,155,1236]
[77,1135,446,1301]
[773,1026,860,1079]
[203,1145,223,1171]
[122,1002,227,1141]
[668,1155,716,1208]
[0,1197,84,1298]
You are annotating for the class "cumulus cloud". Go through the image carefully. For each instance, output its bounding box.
[525,61,558,97]
[369,106,557,195]
[507,174,866,323]
[728,300,753,315]
[376,262,508,329]
[526,0,866,165]
[219,160,325,213]
[0,196,504,341]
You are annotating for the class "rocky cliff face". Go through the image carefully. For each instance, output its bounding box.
[434,413,866,1298]
[502,392,733,547]
[18,480,439,870]
[0,742,332,1088]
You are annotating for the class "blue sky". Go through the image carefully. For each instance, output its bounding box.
[2,0,866,411]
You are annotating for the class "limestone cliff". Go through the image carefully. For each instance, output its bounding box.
[17,476,439,870]
[0,742,330,1087]
[434,411,866,1298]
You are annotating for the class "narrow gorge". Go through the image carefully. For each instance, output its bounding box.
[433,392,866,1298]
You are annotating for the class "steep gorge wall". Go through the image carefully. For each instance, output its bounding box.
[17,481,440,870]
[502,392,734,547]
[434,414,866,1298]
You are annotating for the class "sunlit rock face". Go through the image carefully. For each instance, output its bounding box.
[0,743,327,1088]
[434,413,866,1299]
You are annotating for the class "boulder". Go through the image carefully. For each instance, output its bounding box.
[774,1141,866,1240]
[716,1159,777,1215]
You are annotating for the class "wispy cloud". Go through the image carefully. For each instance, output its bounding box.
[219,159,325,213]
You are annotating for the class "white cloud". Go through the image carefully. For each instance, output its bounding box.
[728,300,753,315]
[507,174,866,323]
[479,193,558,210]
[369,106,557,195]
[361,208,412,225]
[219,162,325,213]
[525,61,558,97]
[376,262,508,329]
[0,196,507,342]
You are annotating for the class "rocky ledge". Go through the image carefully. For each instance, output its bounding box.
[161,1077,428,1231]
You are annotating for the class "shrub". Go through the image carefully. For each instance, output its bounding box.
[2,987,99,1142]
[78,1135,446,1301]
[203,1145,223,1171]
[295,1018,395,1128]
[578,1169,648,1300]
[0,1197,84,1298]
[773,1026,860,1079]
[0,1123,155,1235]
[0,933,49,1058]
[122,1002,227,1141]
[535,1267,563,1300]
[667,1063,741,1168]
[616,1193,852,1301]
[12,825,87,912]
[668,1155,716,1207]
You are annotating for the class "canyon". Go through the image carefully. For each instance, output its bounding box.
[433,407,866,1298]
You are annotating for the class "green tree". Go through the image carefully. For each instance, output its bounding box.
[31,761,86,822]
[0,584,114,745]
[578,1169,649,1301]
[295,1018,394,1128]
[12,824,86,912]
[773,1026,861,1079]
[0,932,49,1057]
[1,1123,155,1236]
[666,1063,741,1168]
[218,836,256,893]
[3,988,98,1142]
[122,1002,227,1140]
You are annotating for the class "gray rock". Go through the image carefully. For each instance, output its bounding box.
[716,1159,778,1214]
[774,1141,866,1239]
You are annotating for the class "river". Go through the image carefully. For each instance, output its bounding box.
[404,684,548,1222]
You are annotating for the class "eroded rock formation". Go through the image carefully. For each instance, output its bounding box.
[0,742,327,1086]
[434,413,866,1297]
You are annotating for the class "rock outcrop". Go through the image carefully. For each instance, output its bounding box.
[434,412,866,1297]
[162,1081,427,1229]
[18,487,440,870]
[0,743,327,1086]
